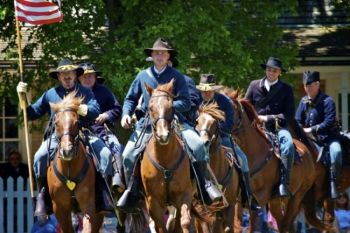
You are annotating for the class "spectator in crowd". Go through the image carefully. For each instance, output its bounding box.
[0,150,29,189]
[335,192,350,233]
[2,150,29,179]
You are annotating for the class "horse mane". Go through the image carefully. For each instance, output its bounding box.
[221,87,270,142]
[51,90,84,113]
[199,103,225,122]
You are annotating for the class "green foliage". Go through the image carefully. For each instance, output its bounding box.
[0,0,299,106]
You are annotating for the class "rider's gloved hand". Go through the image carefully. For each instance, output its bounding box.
[16,82,29,110]
[303,127,312,134]
[77,104,88,116]
[95,113,108,125]
[121,115,132,129]
[17,81,28,93]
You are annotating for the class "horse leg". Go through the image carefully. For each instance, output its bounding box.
[222,206,234,233]
[80,202,99,233]
[94,212,105,232]
[116,210,126,233]
[323,199,335,225]
[233,201,243,233]
[179,201,192,233]
[148,200,167,233]
[54,204,74,233]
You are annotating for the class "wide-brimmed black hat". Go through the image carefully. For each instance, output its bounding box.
[260,57,286,72]
[49,59,84,80]
[144,38,177,57]
[196,74,223,92]
[78,63,104,83]
[303,71,320,85]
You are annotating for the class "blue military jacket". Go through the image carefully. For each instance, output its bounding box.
[122,65,191,129]
[183,75,201,126]
[245,77,295,132]
[200,93,234,135]
[90,83,122,137]
[295,91,340,144]
[27,83,100,127]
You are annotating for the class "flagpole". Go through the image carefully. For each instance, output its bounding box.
[15,16,36,205]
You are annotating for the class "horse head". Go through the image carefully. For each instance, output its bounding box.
[145,79,175,145]
[196,103,224,148]
[50,91,83,161]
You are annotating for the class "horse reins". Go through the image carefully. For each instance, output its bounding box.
[149,91,175,135]
[230,99,276,177]
[52,108,90,195]
[231,99,244,133]
[145,90,185,204]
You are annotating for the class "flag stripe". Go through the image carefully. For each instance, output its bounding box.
[14,0,63,25]
[16,10,62,21]
[17,16,63,25]
[16,6,59,16]
[16,0,57,7]
[15,1,60,13]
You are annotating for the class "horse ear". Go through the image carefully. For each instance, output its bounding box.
[144,83,153,96]
[166,78,175,93]
[49,102,57,113]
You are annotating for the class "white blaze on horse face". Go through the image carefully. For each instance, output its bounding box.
[155,96,170,144]
[199,114,213,142]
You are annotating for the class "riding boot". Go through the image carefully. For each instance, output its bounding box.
[116,162,142,213]
[96,173,115,213]
[277,154,293,197]
[329,164,339,199]
[193,161,223,205]
[34,177,49,217]
[112,153,126,194]
[242,172,261,210]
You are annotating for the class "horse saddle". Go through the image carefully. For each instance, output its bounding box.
[263,129,302,164]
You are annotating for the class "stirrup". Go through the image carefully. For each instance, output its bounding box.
[330,181,339,199]
[116,189,141,213]
[276,183,291,198]
[205,181,223,202]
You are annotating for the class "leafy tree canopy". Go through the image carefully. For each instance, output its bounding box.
[0,0,299,104]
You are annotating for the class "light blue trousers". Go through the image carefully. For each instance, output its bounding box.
[122,123,210,183]
[221,135,249,172]
[33,131,113,178]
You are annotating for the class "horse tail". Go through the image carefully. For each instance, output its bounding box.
[302,185,334,232]
[126,210,148,232]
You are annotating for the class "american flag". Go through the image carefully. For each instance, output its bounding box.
[14,0,63,25]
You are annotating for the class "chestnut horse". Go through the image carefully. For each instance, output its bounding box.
[141,80,192,233]
[48,92,104,233]
[288,118,350,230]
[225,89,331,232]
[195,103,240,233]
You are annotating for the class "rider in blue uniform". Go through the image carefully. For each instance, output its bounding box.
[16,59,109,217]
[197,74,260,210]
[117,38,223,213]
[245,57,295,197]
[295,71,342,199]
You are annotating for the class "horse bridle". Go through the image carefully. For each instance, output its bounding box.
[231,99,244,133]
[55,108,80,158]
[149,91,175,134]
[196,118,220,145]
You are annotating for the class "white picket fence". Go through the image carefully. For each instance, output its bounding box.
[0,177,36,233]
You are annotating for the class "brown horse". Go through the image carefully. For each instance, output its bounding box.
[225,89,331,232]
[141,80,192,233]
[289,119,350,230]
[48,92,104,233]
[195,103,240,233]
